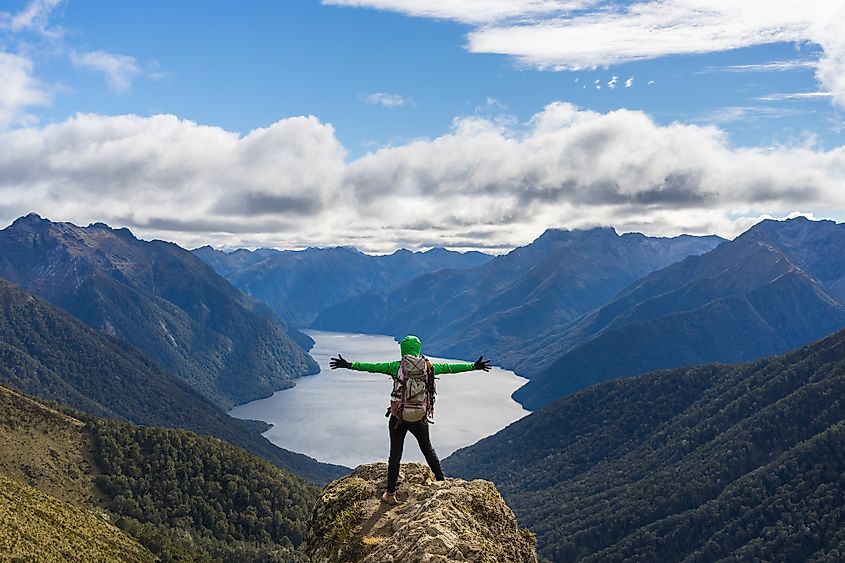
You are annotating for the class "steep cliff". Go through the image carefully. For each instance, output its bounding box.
[305,463,537,563]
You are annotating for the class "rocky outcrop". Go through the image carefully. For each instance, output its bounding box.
[305,463,537,563]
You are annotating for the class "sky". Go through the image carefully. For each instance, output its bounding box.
[1,0,844,253]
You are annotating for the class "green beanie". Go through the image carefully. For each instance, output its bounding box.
[400,335,422,356]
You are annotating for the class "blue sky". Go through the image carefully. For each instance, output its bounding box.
[1,0,844,251]
[19,0,839,153]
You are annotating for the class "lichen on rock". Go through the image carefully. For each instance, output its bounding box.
[305,462,537,563]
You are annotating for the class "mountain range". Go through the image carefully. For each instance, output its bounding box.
[312,227,724,365]
[0,277,345,483]
[0,213,317,409]
[193,244,492,326]
[444,326,845,562]
[511,216,845,409]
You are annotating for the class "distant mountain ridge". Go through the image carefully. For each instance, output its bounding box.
[313,227,724,364]
[0,213,318,409]
[0,277,345,484]
[193,244,492,326]
[445,327,845,562]
[512,216,845,409]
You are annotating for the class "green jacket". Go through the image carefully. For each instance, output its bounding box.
[351,360,475,379]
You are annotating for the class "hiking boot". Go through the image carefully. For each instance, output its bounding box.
[381,492,398,505]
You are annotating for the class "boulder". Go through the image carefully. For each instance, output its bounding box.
[305,462,537,563]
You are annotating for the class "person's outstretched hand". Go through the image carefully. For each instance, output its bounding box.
[330,354,352,370]
[473,356,492,371]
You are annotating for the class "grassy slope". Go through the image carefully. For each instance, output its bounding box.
[0,474,155,563]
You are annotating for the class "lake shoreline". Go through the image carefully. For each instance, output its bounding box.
[228,330,531,467]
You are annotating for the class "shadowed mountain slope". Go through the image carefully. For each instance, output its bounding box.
[512,217,845,409]
[0,279,345,484]
[194,244,492,326]
[445,327,845,562]
[314,228,723,363]
[0,213,318,409]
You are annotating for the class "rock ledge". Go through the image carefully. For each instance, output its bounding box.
[305,462,537,563]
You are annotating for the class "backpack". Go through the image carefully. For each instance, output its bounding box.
[390,354,436,423]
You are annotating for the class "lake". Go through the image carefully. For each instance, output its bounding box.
[229,330,531,468]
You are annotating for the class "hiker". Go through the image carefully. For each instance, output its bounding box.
[330,335,492,505]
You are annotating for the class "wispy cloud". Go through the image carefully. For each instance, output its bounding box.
[330,1,845,110]
[70,50,143,93]
[608,75,617,90]
[625,77,633,88]
[0,0,64,36]
[323,0,597,24]
[759,91,834,101]
[361,92,414,108]
[699,59,818,73]
[695,106,810,124]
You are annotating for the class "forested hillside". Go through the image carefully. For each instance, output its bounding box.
[0,278,345,483]
[0,383,319,562]
[0,213,317,409]
[445,327,845,562]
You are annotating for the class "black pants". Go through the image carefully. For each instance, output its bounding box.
[387,415,445,493]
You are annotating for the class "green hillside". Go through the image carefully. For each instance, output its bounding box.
[0,278,346,484]
[1,383,318,562]
[445,328,845,561]
[0,472,156,562]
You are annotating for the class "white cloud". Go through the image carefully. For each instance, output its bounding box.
[0,0,64,36]
[361,92,413,107]
[70,50,143,93]
[759,92,833,101]
[323,0,595,24]
[625,77,633,88]
[608,75,617,90]
[331,1,845,110]
[0,52,51,127]
[701,59,818,73]
[1,105,844,252]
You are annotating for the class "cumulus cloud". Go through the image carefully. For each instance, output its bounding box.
[608,76,617,90]
[361,92,413,107]
[1,105,844,252]
[0,52,51,127]
[330,1,845,109]
[70,50,143,93]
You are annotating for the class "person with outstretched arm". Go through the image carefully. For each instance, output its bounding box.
[330,334,491,505]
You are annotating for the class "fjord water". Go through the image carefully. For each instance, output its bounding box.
[229,330,530,467]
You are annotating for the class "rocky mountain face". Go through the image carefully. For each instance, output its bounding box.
[0,279,345,483]
[194,245,492,327]
[313,228,723,364]
[445,327,845,562]
[512,216,845,409]
[305,463,537,563]
[0,213,318,409]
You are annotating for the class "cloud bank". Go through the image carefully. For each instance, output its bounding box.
[326,1,845,109]
[1,105,843,252]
